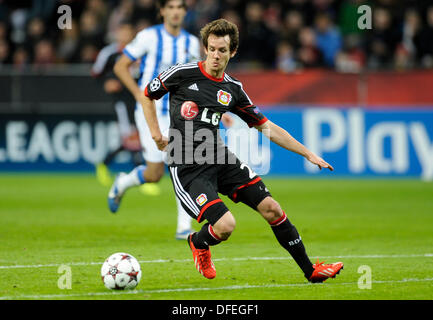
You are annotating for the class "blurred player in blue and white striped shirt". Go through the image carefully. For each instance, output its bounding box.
[109,0,200,239]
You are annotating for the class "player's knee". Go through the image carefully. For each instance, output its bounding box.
[258,197,283,223]
[213,212,236,240]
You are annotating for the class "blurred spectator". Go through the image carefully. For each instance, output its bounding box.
[284,0,316,26]
[57,19,80,63]
[25,16,47,59]
[417,6,433,68]
[263,2,282,33]
[9,7,28,44]
[33,39,57,66]
[79,43,99,63]
[28,0,57,21]
[396,8,422,70]
[194,0,220,30]
[79,10,105,48]
[106,0,135,43]
[276,40,297,73]
[0,20,9,40]
[12,46,30,69]
[131,0,157,28]
[280,10,304,49]
[335,34,366,73]
[314,12,342,67]
[297,27,324,68]
[86,0,109,24]
[365,7,402,69]
[0,38,11,65]
[238,1,277,68]
[0,0,430,71]
[221,9,242,30]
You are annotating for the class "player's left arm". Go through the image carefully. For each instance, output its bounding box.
[255,120,334,171]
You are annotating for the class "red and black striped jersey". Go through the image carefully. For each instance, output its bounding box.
[144,61,268,166]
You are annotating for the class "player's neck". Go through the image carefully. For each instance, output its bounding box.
[163,22,181,37]
[202,61,224,80]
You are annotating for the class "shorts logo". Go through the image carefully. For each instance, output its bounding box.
[217,90,232,106]
[150,78,161,91]
[196,193,208,206]
[180,101,199,120]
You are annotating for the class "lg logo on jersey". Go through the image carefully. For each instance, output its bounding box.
[201,108,221,126]
[180,101,199,120]
[180,101,221,126]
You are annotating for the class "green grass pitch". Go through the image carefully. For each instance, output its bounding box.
[0,174,432,300]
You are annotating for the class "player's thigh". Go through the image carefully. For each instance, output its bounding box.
[218,160,271,211]
[169,166,229,225]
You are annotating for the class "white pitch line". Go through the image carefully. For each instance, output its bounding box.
[0,253,432,270]
[1,277,433,300]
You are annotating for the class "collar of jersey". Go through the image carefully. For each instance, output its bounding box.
[160,23,184,40]
[198,61,224,82]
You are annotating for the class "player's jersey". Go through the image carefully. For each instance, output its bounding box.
[91,42,122,80]
[91,42,136,113]
[144,61,268,166]
[123,24,200,115]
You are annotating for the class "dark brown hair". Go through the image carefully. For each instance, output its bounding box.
[200,19,239,53]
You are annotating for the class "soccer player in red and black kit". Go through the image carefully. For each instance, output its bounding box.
[137,19,343,283]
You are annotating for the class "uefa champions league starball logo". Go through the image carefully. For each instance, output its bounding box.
[150,78,161,92]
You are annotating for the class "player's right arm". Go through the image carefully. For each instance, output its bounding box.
[140,64,183,151]
[136,92,168,150]
[113,28,154,101]
[113,54,142,100]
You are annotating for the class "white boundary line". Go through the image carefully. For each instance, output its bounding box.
[1,277,433,300]
[0,253,432,270]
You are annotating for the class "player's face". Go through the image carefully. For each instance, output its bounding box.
[204,34,236,76]
[116,24,135,46]
[160,0,186,28]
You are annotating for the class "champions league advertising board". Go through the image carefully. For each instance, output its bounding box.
[1,107,432,180]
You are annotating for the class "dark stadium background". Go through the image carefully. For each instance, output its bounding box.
[1,0,432,179]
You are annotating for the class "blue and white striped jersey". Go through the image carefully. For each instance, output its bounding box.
[123,24,201,115]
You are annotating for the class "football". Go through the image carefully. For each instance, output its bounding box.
[100,252,142,290]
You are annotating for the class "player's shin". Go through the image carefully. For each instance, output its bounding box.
[269,212,314,279]
[192,223,222,249]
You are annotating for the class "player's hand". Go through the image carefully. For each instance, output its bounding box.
[104,79,122,93]
[306,153,334,171]
[153,135,169,151]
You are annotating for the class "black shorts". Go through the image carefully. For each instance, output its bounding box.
[168,159,271,225]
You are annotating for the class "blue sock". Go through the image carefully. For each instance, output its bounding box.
[136,165,146,185]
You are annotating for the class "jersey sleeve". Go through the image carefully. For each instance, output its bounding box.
[231,85,268,128]
[144,63,182,100]
[123,28,154,61]
[91,44,116,77]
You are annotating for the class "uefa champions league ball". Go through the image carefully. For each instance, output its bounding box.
[101,252,141,290]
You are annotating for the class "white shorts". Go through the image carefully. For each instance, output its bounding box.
[134,103,170,163]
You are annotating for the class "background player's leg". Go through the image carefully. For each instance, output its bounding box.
[116,161,164,194]
[175,196,194,240]
[257,196,314,279]
[108,162,163,213]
